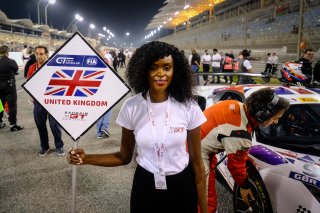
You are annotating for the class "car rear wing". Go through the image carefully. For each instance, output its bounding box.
[195,72,275,83]
[194,72,272,77]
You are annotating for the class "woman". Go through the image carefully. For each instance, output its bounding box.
[68,41,208,213]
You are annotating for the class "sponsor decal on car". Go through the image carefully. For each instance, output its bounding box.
[289,171,320,188]
[289,97,299,103]
[295,205,311,213]
[277,150,298,158]
[298,97,319,103]
[274,87,295,95]
[290,88,314,94]
[308,87,320,94]
[298,155,315,163]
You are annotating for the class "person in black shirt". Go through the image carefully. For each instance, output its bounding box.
[118,50,126,68]
[313,59,320,84]
[191,48,200,85]
[0,45,24,131]
[298,48,314,84]
[110,50,118,73]
[24,47,36,78]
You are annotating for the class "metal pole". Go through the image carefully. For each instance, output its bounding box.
[244,15,247,49]
[297,0,304,57]
[72,21,79,33]
[239,7,247,49]
[45,3,49,25]
[37,0,43,24]
[66,19,76,32]
[71,141,78,213]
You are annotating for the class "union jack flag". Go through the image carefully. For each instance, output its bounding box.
[44,69,105,97]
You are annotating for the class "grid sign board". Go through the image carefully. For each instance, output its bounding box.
[23,32,130,140]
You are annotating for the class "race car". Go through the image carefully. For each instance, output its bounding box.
[196,84,320,213]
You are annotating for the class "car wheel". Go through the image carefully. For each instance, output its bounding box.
[233,163,273,213]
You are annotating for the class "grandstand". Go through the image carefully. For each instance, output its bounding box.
[147,0,320,61]
[0,10,100,51]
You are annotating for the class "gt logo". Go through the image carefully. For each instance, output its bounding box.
[56,57,74,64]
[64,112,88,120]
[69,113,87,119]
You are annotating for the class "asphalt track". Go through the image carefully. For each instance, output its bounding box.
[0,67,233,212]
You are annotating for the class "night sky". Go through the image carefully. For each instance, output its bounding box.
[0,0,165,47]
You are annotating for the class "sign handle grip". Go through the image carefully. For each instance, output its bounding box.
[71,141,78,213]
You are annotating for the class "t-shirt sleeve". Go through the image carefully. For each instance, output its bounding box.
[187,102,207,130]
[244,60,252,70]
[116,100,133,130]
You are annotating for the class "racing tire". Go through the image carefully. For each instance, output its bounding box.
[233,163,273,213]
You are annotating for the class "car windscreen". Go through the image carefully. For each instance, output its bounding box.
[257,104,320,156]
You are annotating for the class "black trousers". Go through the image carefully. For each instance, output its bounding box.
[272,64,277,74]
[131,164,198,213]
[264,63,272,74]
[0,81,17,125]
[203,64,210,81]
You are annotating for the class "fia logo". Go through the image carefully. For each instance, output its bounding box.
[86,57,98,66]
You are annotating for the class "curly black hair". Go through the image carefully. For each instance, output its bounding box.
[126,41,194,103]
[245,87,290,120]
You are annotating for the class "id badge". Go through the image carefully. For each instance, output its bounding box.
[154,171,167,190]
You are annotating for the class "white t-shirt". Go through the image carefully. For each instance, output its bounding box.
[188,55,192,65]
[116,93,206,175]
[270,55,278,64]
[22,48,29,60]
[266,56,272,64]
[211,53,221,68]
[105,53,114,65]
[201,54,211,64]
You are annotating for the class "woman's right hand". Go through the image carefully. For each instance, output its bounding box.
[68,149,86,165]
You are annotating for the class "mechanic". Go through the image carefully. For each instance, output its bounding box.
[200,88,290,213]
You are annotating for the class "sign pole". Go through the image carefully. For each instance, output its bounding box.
[71,141,78,213]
